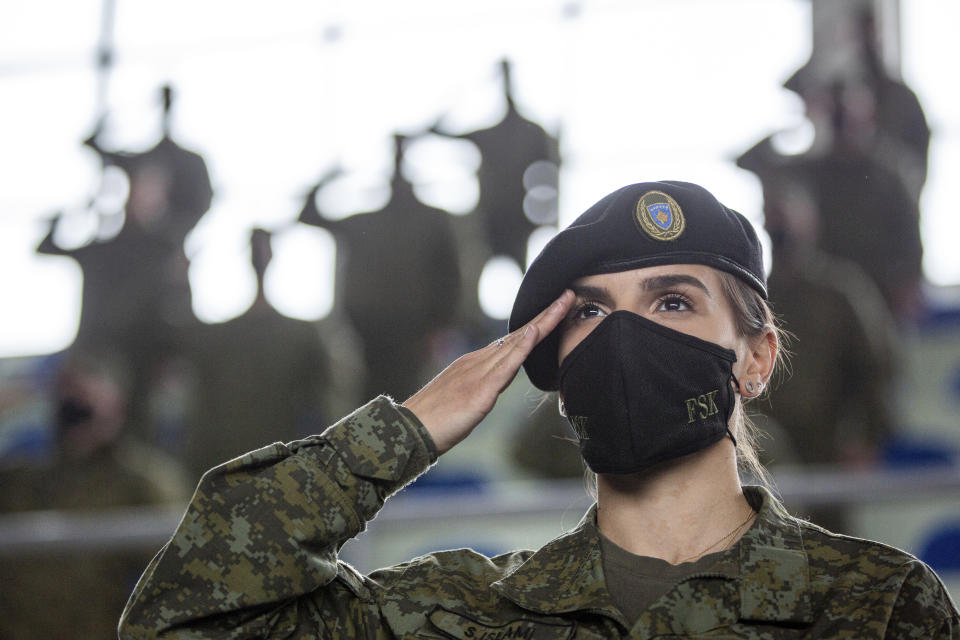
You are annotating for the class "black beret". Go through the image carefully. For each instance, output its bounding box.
[508,180,766,391]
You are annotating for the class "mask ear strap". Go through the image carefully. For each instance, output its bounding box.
[726,426,738,448]
[727,373,740,448]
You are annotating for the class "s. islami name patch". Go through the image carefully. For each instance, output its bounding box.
[635,190,685,241]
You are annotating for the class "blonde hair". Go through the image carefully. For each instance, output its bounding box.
[717,271,788,486]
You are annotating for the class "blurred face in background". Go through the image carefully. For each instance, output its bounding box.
[55,359,127,459]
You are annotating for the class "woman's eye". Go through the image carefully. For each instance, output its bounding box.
[657,295,691,312]
[573,303,605,320]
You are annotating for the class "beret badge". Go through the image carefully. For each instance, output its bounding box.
[635,190,685,241]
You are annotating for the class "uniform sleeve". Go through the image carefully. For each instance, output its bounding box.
[885,560,960,639]
[118,396,438,639]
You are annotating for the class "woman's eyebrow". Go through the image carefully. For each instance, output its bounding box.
[569,284,615,307]
[640,274,712,298]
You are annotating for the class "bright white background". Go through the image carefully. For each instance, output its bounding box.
[0,0,956,358]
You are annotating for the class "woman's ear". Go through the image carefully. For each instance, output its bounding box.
[743,328,778,394]
[558,394,567,417]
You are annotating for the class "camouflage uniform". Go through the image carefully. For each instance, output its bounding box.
[120,397,960,639]
[0,440,191,640]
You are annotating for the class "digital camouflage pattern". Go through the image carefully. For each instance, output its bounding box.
[119,397,960,639]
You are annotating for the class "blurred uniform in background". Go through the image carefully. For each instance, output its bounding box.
[432,59,561,271]
[299,135,461,402]
[37,85,213,448]
[781,6,928,323]
[183,229,332,481]
[0,349,190,640]
[736,140,901,533]
[511,396,584,480]
[755,166,899,466]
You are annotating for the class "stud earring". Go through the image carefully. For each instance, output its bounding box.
[745,381,756,395]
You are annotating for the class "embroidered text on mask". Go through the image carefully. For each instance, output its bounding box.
[685,390,720,423]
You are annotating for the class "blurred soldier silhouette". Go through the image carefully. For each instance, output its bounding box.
[851,5,930,202]
[299,134,461,401]
[794,84,923,323]
[37,84,212,441]
[780,7,927,322]
[737,141,901,532]
[784,5,929,197]
[432,59,561,281]
[739,140,899,463]
[84,85,213,248]
[184,228,331,480]
[0,349,190,640]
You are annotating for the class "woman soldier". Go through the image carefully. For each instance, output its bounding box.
[119,181,958,639]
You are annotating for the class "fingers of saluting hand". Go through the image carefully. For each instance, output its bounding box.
[485,289,574,391]
[403,289,574,455]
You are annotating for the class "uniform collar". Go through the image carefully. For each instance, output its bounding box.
[491,485,813,627]
[490,506,627,625]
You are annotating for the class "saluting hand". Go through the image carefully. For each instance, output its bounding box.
[403,290,574,455]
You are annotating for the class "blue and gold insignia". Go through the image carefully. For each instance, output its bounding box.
[635,190,685,241]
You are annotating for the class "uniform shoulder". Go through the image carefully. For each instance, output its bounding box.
[799,519,951,590]
[359,546,537,630]
[797,516,922,569]
[794,518,959,628]
[369,546,535,592]
[342,547,541,638]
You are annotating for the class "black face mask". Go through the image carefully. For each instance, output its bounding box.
[57,397,93,431]
[558,310,738,475]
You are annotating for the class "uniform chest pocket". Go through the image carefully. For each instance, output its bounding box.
[423,606,576,640]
